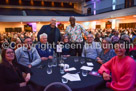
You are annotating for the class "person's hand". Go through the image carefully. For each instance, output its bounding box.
[25,73,31,82]
[97,59,103,64]
[22,72,27,79]
[103,72,111,81]
[106,82,111,88]
[96,57,103,64]
[96,57,101,60]
[48,56,53,59]
[19,82,27,87]
[28,64,32,68]
[66,55,70,57]
[41,57,48,61]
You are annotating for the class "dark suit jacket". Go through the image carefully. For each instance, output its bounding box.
[0,61,31,91]
[37,25,61,44]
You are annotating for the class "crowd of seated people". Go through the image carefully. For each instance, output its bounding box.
[129,38,136,59]
[0,25,136,90]
[0,27,136,61]
[0,27,136,63]
[111,31,120,43]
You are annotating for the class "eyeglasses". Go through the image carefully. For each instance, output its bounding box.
[25,41,32,43]
[87,37,93,39]
[102,42,107,44]
[6,51,14,54]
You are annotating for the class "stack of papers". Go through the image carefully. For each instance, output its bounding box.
[87,62,94,66]
[64,67,76,72]
[62,73,81,81]
[80,66,93,71]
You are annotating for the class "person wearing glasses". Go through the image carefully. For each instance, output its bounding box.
[82,34,102,60]
[0,48,32,91]
[61,35,71,57]
[15,37,41,68]
[96,37,116,64]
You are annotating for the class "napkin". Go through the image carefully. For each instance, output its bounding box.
[87,62,94,66]
[80,66,93,71]
[64,67,76,72]
[62,73,81,81]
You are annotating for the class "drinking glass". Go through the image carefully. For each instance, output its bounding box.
[62,55,67,60]
[82,70,88,77]
[74,57,79,62]
[52,57,57,67]
[48,61,52,67]
[47,67,52,74]
[62,77,68,83]
[60,66,65,74]
[80,59,85,64]
[59,58,64,64]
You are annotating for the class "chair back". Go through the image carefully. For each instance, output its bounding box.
[44,82,72,91]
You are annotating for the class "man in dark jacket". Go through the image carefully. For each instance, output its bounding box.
[37,18,61,44]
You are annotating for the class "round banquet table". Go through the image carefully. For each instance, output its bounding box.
[30,56,104,91]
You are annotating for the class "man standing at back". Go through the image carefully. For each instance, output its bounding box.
[65,16,88,56]
[37,18,61,44]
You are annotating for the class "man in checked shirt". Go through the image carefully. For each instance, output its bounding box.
[65,16,89,56]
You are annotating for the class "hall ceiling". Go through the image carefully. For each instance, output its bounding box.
[24,0,84,3]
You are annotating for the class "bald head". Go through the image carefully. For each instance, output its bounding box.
[50,18,56,28]
[69,16,76,27]
[50,18,56,22]
[69,16,75,20]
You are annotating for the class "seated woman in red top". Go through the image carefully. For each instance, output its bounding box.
[0,48,36,91]
[98,40,136,91]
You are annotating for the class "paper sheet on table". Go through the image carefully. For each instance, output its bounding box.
[64,67,76,72]
[87,62,94,66]
[56,45,62,52]
[62,73,81,81]
[80,66,93,71]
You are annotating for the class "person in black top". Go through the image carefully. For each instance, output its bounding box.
[0,48,37,91]
[94,33,101,42]
[61,35,71,57]
[37,18,61,44]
